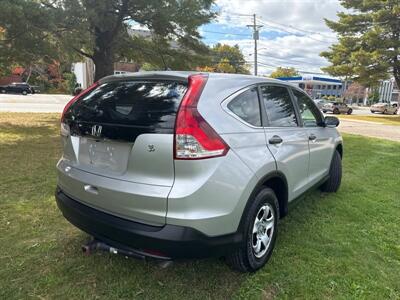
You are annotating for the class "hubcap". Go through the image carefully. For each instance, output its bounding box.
[252,204,275,258]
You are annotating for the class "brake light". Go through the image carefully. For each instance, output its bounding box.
[174,74,229,159]
[61,82,99,123]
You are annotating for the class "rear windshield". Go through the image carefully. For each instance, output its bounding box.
[65,80,187,130]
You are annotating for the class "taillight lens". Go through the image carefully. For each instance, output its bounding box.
[174,74,229,159]
[60,82,99,136]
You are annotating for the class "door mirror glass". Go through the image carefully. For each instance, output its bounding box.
[324,116,340,127]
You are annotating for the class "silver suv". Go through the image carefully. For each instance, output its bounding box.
[55,72,343,272]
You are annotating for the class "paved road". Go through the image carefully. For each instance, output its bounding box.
[1,94,398,142]
[338,119,400,142]
[324,106,372,116]
[0,94,376,114]
[0,94,70,113]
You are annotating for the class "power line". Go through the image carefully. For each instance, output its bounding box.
[255,18,336,45]
[201,30,250,37]
[258,18,337,40]
[256,53,325,67]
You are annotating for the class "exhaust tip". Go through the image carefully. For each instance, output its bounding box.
[82,245,91,255]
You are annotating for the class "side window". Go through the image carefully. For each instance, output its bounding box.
[292,89,322,127]
[260,85,298,127]
[227,87,261,127]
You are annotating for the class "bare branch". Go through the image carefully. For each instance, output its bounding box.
[72,47,93,59]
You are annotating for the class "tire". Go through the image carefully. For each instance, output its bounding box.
[226,188,279,272]
[383,109,387,114]
[322,110,327,113]
[0,89,6,94]
[320,150,342,193]
[22,90,27,95]
[347,108,352,115]
[333,108,340,114]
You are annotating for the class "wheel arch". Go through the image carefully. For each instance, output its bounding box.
[336,143,343,158]
[238,171,289,232]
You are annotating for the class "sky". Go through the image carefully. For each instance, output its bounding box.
[200,0,347,75]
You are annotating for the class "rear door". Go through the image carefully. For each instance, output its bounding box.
[259,84,310,201]
[59,79,187,224]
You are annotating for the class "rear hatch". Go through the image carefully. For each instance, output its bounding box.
[58,76,188,225]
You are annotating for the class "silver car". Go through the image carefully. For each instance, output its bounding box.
[370,102,398,114]
[56,72,343,272]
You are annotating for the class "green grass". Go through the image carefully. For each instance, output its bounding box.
[1,113,399,299]
[338,114,400,126]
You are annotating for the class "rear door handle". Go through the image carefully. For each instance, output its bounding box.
[309,134,317,141]
[268,135,283,145]
[84,185,99,195]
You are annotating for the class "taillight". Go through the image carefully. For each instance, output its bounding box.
[174,74,229,159]
[60,82,99,136]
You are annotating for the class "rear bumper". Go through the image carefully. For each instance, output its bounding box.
[55,187,243,259]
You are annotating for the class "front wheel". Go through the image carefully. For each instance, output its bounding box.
[347,108,353,115]
[320,150,342,193]
[22,90,28,95]
[226,188,279,272]
[333,108,340,114]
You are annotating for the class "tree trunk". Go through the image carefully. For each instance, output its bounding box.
[92,29,116,82]
[93,48,115,82]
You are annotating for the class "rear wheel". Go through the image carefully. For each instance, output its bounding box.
[347,108,353,115]
[333,108,340,114]
[226,188,278,272]
[320,150,342,193]
[1,89,6,94]
[22,90,27,95]
[322,110,327,113]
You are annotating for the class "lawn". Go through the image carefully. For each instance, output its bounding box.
[337,114,400,126]
[1,113,399,299]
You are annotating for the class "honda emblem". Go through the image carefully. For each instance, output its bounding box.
[91,125,102,137]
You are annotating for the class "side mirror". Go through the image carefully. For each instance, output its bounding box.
[324,116,340,127]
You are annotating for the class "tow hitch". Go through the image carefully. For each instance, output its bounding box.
[82,238,173,268]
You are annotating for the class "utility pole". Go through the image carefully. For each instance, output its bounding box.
[247,14,263,76]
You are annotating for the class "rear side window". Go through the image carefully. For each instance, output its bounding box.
[260,85,298,127]
[66,80,187,129]
[228,87,261,127]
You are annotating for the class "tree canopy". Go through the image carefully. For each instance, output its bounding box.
[0,0,216,81]
[269,67,300,79]
[198,43,249,74]
[320,0,400,88]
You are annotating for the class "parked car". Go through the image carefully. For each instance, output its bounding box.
[370,102,398,114]
[313,99,328,110]
[55,72,343,272]
[322,102,353,114]
[30,85,41,94]
[0,82,34,95]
